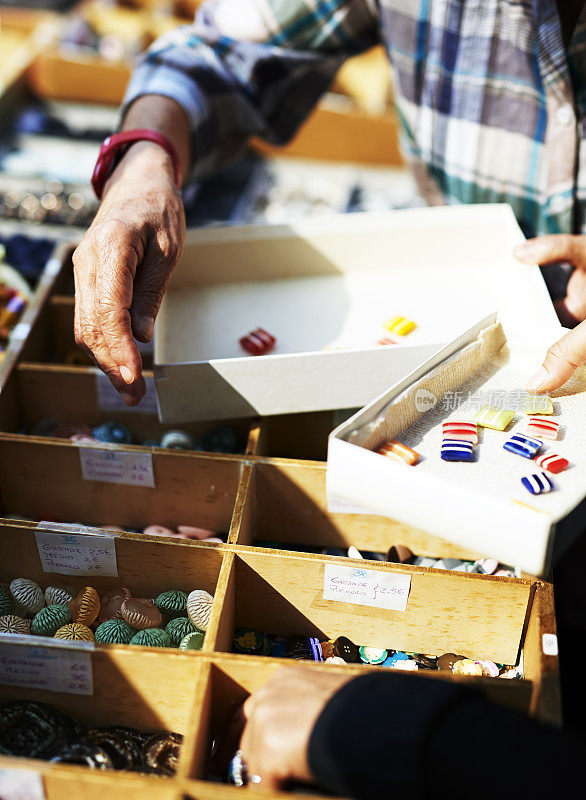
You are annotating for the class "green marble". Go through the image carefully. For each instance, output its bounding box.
[129,628,171,648]
[165,617,197,647]
[179,631,205,651]
[154,590,187,619]
[0,588,11,616]
[31,604,72,637]
[95,619,136,644]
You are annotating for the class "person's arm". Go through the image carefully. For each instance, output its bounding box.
[73,0,379,404]
[239,667,584,797]
[515,236,586,392]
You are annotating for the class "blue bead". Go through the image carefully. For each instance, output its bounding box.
[503,434,541,459]
[441,439,474,462]
[521,472,554,495]
[92,422,133,445]
[201,425,239,453]
[381,651,409,668]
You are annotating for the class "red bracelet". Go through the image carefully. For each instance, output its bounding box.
[91,129,182,199]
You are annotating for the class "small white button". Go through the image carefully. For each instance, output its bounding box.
[556,103,574,127]
[549,195,567,214]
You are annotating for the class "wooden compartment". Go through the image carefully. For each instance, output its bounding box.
[203,549,560,721]
[0,363,258,455]
[254,411,355,462]
[0,435,241,533]
[231,459,483,560]
[0,521,225,650]
[0,645,206,796]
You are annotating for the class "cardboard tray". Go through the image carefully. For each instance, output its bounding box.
[154,204,560,422]
[327,313,586,576]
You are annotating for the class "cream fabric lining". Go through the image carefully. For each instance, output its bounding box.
[350,322,507,452]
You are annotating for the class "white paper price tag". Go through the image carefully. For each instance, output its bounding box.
[0,768,45,800]
[96,370,158,414]
[35,527,118,577]
[0,637,93,695]
[79,447,155,488]
[323,563,411,612]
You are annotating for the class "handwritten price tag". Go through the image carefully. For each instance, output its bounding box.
[79,447,155,488]
[0,637,93,695]
[323,563,411,612]
[35,528,118,577]
[96,370,158,414]
[0,768,45,800]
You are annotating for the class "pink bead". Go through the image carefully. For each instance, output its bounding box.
[474,557,499,575]
[176,525,216,540]
[239,327,276,355]
[527,416,559,440]
[202,536,223,543]
[143,525,179,538]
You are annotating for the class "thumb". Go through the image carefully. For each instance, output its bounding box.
[129,238,177,343]
[526,321,586,392]
[514,234,586,269]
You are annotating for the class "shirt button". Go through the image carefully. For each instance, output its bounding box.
[556,103,574,127]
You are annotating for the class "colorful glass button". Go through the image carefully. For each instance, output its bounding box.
[384,315,416,336]
[452,659,484,676]
[527,416,559,440]
[503,433,542,459]
[534,453,569,474]
[239,328,276,356]
[376,336,396,346]
[525,395,553,415]
[521,472,554,495]
[442,421,478,445]
[308,637,323,662]
[441,439,474,462]
[359,646,388,665]
[474,406,515,431]
[376,440,420,465]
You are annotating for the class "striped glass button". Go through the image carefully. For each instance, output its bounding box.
[474,406,515,430]
[503,433,542,459]
[525,396,553,415]
[521,472,554,495]
[384,315,416,336]
[527,416,559,440]
[442,421,478,444]
[441,439,474,461]
[534,453,569,474]
[376,440,420,465]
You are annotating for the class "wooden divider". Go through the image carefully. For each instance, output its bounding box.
[0,435,242,532]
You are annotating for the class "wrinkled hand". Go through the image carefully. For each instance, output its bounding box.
[515,235,586,392]
[239,666,352,792]
[73,141,185,405]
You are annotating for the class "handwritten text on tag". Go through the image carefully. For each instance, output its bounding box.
[35,529,118,577]
[323,564,411,612]
[0,638,93,695]
[0,768,45,800]
[79,448,155,487]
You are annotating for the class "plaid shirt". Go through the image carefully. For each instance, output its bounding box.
[123,0,586,238]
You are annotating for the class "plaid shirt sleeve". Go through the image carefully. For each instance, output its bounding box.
[122,0,380,179]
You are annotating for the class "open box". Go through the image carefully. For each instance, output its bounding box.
[154,204,560,423]
[327,313,586,577]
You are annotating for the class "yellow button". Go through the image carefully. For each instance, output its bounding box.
[384,315,416,336]
[525,395,553,415]
[473,406,515,431]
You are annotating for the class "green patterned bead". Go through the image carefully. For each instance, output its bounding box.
[154,590,187,619]
[0,588,11,616]
[165,617,197,647]
[95,618,136,644]
[129,628,171,648]
[179,631,205,651]
[31,604,72,636]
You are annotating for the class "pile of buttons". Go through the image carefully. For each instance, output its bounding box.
[0,580,214,650]
[31,419,242,454]
[231,629,519,678]
[0,700,182,774]
[374,395,571,496]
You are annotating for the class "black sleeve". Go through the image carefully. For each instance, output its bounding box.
[308,673,584,799]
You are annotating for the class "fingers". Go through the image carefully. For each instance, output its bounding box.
[514,234,586,269]
[129,220,183,343]
[526,321,586,392]
[73,221,145,406]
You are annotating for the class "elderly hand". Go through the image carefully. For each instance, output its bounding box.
[238,666,352,792]
[515,235,586,392]
[72,140,185,405]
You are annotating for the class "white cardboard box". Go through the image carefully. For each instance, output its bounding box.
[154,204,559,422]
[326,313,586,576]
